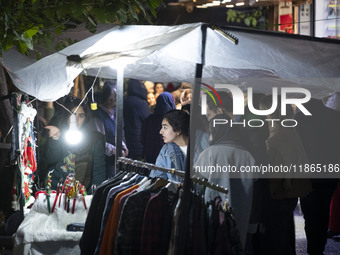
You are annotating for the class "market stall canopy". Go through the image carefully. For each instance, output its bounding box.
[2,23,340,101]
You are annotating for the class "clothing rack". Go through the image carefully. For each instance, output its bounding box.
[191,175,229,194]
[117,157,185,178]
[117,157,228,195]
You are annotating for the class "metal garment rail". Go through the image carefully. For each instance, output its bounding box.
[117,157,228,195]
[191,175,229,195]
[117,157,185,178]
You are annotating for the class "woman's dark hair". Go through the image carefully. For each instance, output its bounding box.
[59,96,91,130]
[154,82,165,91]
[164,110,190,137]
[171,90,182,106]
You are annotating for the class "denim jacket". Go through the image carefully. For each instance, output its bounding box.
[150,143,186,182]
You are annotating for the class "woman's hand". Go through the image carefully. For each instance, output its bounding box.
[45,126,61,140]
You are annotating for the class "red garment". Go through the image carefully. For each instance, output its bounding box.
[24,182,30,202]
[23,138,37,172]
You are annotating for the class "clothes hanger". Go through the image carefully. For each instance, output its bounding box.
[122,162,136,180]
[222,196,229,212]
[141,165,150,177]
[136,179,152,192]
[165,181,180,193]
[152,178,169,190]
[136,176,148,187]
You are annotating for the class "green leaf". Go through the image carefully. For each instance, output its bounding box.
[72,6,83,19]
[20,36,34,50]
[87,15,97,28]
[254,10,262,18]
[227,10,236,18]
[85,21,97,33]
[129,5,139,21]
[26,40,34,50]
[117,9,128,23]
[24,26,39,38]
[145,1,157,17]
[18,41,28,54]
[134,1,146,17]
[147,0,159,9]
[93,8,107,23]
[0,0,163,57]
[35,51,42,60]
[252,18,257,27]
[244,17,251,26]
[13,30,20,38]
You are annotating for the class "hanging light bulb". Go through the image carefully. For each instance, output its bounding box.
[65,114,83,145]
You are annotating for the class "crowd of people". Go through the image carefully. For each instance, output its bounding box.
[35,79,340,255]
[37,79,193,190]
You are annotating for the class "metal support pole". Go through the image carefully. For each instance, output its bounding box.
[312,0,315,37]
[188,24,207,183]
[115,67,124,176]
[11,93,24,218]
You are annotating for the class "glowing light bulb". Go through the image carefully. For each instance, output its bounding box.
[65,114,83,145]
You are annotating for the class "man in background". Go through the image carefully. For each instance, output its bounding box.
[93,80,128,179]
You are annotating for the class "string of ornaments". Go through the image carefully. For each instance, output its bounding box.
[45,172,87,214]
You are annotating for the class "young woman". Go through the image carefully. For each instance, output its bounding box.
[150,110,189,182]
[146,92,156,112]
[142,92,176,164]
[45,97,106,194]
[154,82,165,100]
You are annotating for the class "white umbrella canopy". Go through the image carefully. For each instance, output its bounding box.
[2,22,340,101]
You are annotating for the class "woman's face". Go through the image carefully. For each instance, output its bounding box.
[69,106,86,128]
[147,93,156,106]
[155,83,164,94]
[144,81,154,94]
[185,92,192,101]
[160,118,178,144]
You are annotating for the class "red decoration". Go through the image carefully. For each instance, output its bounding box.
[22,138,37,172]
[280,14,293,32]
